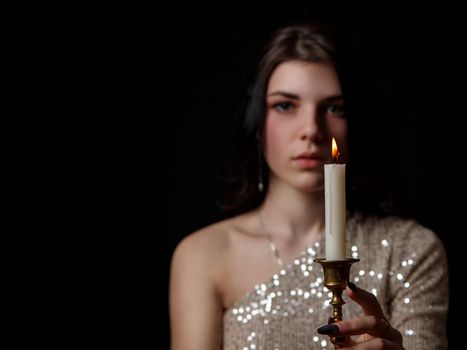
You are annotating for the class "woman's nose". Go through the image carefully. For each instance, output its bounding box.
[299,110,322,142]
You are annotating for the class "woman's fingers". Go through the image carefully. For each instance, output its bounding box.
[318,315,388,336]
[345,281,385,318]
[337,337,403,350]
[318,316,402,345]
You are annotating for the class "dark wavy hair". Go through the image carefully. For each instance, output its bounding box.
[218,22,393,216]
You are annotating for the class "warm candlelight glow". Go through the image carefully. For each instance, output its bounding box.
[332,137,340,162]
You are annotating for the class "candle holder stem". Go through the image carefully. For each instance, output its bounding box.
[314,258,359,349]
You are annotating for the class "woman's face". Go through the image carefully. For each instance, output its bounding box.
[264,60,348,193]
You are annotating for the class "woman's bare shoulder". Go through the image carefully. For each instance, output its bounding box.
[171,210,273,308]
[172,211,258,264]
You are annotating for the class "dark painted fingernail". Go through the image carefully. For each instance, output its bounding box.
[347,281,358,293]
[317,324,339,335]
[327,317,335,324]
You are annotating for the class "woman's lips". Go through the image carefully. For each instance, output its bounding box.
[292,155,325,169]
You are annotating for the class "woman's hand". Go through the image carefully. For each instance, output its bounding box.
[317,282,404,349]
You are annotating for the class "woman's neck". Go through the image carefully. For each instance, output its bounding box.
[258,180,325,240]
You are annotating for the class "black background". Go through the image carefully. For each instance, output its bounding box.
[9,3,465,349]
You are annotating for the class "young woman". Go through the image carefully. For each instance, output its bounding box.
[169,23,448,350]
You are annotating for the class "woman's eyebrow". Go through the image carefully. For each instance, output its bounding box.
[267,92,343,102]
[323,95,344,102]
[267,91,300,99]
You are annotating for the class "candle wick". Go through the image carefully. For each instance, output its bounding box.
[334,151,340,163]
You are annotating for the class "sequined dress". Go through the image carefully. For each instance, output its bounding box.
[223,213,448,349]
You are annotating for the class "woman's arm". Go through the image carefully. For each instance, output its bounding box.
[387,226,449,349]
[169,234,224,350]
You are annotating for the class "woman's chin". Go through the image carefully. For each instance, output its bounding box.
[294,179,324,194]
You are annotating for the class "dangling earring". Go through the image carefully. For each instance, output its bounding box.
[258,147,264,193]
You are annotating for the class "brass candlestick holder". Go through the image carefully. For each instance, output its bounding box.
[314,258,359,349]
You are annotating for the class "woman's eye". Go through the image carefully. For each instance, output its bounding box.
[326,104,345,116]
[273,102,295,112]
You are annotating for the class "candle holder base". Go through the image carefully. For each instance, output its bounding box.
[314,258,359,349]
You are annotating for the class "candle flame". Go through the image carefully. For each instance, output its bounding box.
[332,137,340,162]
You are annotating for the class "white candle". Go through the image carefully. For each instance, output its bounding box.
[325,138,346,260]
